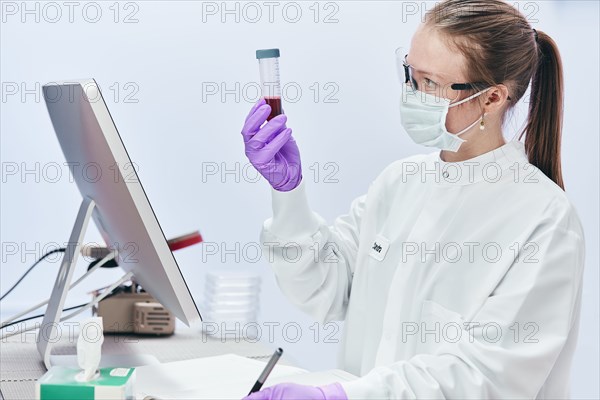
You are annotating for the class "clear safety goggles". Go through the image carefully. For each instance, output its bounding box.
[395,47,509,102]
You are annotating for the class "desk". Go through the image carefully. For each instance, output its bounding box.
[0,326,278,400]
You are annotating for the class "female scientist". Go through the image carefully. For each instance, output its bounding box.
[240,0,585,398]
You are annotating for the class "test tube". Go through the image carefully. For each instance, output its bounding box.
[256,48,283,121]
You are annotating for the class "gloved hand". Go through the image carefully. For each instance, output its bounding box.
[243,382,347,400]
[241,98,303,192]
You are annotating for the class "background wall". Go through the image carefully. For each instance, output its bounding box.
[1,1,598,398]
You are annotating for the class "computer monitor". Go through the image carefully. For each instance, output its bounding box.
[38,79,201,368]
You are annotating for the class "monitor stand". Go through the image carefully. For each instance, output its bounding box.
[36,196,158,370]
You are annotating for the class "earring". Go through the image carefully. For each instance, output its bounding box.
[479,114,485,131]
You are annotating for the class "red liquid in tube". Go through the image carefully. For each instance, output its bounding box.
[265,97,283,121]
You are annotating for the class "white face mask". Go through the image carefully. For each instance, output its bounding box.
[399,84,491,152]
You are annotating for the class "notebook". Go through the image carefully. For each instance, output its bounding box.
[135,353,357,400]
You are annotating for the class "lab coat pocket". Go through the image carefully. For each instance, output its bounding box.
[415,300,466,356]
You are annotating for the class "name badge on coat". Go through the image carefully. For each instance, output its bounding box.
[369,234,390,261]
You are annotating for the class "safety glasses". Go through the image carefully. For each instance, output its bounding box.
[395,47,506,101]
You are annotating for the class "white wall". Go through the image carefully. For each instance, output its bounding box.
[1,1,598,398]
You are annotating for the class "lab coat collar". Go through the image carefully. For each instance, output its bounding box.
[426,140,528,186]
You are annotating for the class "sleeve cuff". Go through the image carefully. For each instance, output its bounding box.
[263,178,321,242]
[339,373,386,400]
[318,382,348,400]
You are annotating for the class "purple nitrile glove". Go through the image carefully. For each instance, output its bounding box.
[241,98,303,192]
[243,382,348,400]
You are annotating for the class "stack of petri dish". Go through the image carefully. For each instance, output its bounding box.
[202,271,261,340]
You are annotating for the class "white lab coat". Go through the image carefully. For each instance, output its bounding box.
[260,140,585,399]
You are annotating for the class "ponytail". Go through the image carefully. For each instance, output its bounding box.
[519,30,565,190]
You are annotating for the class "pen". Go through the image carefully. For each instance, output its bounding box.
[248,347,284,395]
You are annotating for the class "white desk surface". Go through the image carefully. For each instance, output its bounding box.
[0,326,278,400]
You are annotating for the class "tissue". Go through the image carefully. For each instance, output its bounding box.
[36,317,135,400]
[76,317,104,382]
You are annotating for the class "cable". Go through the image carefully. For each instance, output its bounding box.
[0,248,66,302]
[0,272,133,340]
[87,257,118,270]
[0,251,116,327]
[1,303,86,329]
[61,272,132,321]
[1,280,129,329]
[0,251,117,327]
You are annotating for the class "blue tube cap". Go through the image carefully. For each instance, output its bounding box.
[256,48,280,59]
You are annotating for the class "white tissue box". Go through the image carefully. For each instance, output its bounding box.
[36,366,136,400]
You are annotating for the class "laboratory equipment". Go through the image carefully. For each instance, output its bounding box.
[256,48,283,121]
[202,271,261,339]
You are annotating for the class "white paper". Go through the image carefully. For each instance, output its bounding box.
[135,354,356,400]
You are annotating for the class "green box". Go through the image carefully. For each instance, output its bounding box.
[36,366,136,400]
